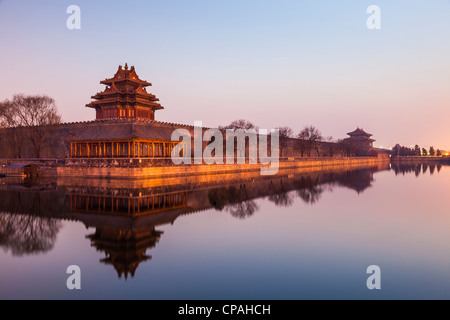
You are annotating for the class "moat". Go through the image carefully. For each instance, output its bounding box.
[1,162,450,299]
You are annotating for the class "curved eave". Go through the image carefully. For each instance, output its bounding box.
[100,78,152,87]
[86,97,162,105]
[344,137,375,142]
[85,102,164,110]
[346,129,373,137]
[92,92,158,100]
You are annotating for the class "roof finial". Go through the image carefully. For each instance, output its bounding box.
[124,63,128,70]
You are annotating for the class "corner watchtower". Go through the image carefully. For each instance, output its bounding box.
[86,64,163,120]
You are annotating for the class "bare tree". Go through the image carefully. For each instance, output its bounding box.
[275,126,294,158]
[0,99,26,157]
[298,125,323,157]
[3,94,62,158]
[336,139,346,156]
[297,130,309,157]
[219,119,259,162]
[326,136,336,157]
[310,127,323,156]
[219,119,258,131]
[338,139,361,157]
[0,100,6,125]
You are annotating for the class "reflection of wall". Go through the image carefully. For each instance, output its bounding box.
[0,187,64,217]
[0,162,395,278]
[205,165,387,212]
[67,190,188,216]
[66,165,387,277]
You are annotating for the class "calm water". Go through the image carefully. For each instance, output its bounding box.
[1,162,450,300]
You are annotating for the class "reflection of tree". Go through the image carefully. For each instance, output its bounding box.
[209,186,239,211]
[392,163,416,176]
[429,165,436,175]
[266,180,295,207]
[267,192,295,207]
[208,185,258,219]
[390,163,446,178]
[297,186,324,205]
[295,176,324,205]
[415,164,422,177]
[226,201,259,220]
[0,212,61,256]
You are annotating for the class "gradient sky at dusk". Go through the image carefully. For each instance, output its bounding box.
[1,0,449,150]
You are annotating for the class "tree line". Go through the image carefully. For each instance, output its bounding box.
[219,119,364,158]
[0,94,61,158]
[392,144,446,157]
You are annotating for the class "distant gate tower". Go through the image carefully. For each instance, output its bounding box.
[86,64,163,120]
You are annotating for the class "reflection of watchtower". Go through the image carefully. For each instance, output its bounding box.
[338,168,374,194]
[67,186,190,278]
[86,226,163,279]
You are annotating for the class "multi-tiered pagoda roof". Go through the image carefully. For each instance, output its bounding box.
[86,64,163,120]
[346,127,375,143]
